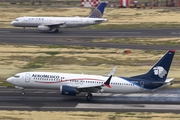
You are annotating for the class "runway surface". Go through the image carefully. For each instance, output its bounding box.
[1,87,180,112]
[1,28,180,50]
[1,28,180,112]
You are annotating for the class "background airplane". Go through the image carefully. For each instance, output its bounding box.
[6,50,175,100]
[10,2,108,33]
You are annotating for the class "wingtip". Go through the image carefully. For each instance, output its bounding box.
[169,50,175,53]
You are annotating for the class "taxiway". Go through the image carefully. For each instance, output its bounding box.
[0,28,180,50]
[1,87,180,112]
[0,28,180,112]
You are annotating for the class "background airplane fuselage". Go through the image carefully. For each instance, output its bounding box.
[11,17,107,28]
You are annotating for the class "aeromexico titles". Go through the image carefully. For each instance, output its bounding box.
[10,2,108,33]
[6,50,175,100]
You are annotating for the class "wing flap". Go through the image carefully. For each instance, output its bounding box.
[77,75,112,92]
[77,85,102,89]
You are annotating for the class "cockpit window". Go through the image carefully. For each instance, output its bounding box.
[15,19,19,21]
[14,75,20,78]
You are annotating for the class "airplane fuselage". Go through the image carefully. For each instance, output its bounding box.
[11,17,107,28]
[6,72,165,94]
[6,50,175,100]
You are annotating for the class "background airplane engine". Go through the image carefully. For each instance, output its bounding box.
[38,25,50,31]
[60,85,78,96]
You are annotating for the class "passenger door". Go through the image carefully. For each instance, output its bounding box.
[25,73,30,83]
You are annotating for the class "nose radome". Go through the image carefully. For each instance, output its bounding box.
[10,21,14,25]
[6,77,12,83]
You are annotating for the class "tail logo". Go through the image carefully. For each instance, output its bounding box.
[153,66,167,78]
[89,9,102,18]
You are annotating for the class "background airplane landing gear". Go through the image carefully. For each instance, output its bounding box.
[54,29,59,33]
[86,93,92,101]
[23,27,25,33]
[21,89,25,95]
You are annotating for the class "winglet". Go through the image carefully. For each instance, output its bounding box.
[108,66,117,76]
[104,75,112,88]
[102,66,117,77]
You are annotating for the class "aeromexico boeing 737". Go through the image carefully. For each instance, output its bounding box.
[10,2,107,33]
[6,50,175,100]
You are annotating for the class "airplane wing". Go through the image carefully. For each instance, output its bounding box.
[77,75,112,93]
[43,22,66,27]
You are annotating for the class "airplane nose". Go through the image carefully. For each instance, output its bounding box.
[6,77,13,84]
[10,21,14,25]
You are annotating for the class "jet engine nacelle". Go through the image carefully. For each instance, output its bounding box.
[60,85,78,96]
[38,25,50,31]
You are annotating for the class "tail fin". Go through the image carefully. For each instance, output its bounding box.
[88,2,107,18]
[131,50,175,81]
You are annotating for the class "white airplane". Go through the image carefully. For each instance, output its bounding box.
[6,50,175,100]
[10,2,108,33]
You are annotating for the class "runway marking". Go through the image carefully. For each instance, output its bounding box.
[1,104,180,110]
[171,32,180,34]
[101,32,141,34]
[0,106,74,109]
[0,31,10,33]
[76,103,180,110]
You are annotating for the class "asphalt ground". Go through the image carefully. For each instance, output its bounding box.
[0,28,180,112]
[0,28,180,50]
[1,87,180,112]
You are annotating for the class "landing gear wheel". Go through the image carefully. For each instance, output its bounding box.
[86,93,92,101]
[54,29,59,33]
[21,89,25,95]
[23,27,25,33]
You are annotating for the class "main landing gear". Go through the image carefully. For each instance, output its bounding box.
[86,93,93,101]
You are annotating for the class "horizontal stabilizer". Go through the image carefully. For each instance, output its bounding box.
[165,78,174,83]
[152,78,174,84]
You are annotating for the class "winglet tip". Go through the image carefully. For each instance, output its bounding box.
[170,50,175,53]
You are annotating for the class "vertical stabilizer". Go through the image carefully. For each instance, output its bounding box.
[131,50,175,81]
[88,2,107,18]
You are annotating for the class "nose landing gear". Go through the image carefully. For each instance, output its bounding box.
[15,86,25,95]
